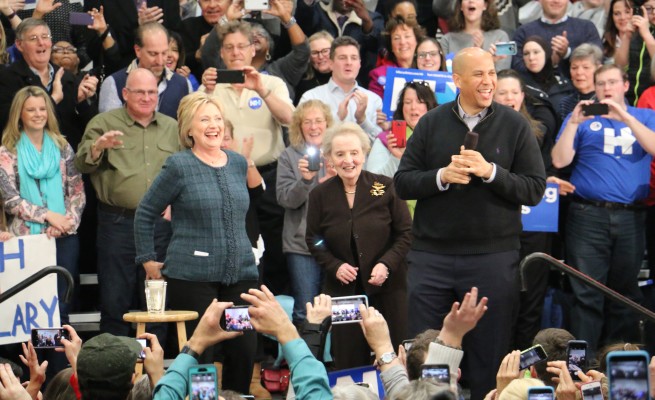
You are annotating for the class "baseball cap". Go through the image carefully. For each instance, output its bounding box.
[77,333,142,391]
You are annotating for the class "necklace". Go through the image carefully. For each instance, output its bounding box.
[345,190,356,194]
[193,149,224,165]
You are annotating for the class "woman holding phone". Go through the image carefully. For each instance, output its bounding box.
[276,99,335,325]
[305,122,412,369]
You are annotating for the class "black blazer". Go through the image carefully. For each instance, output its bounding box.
[306,171,412,297]
[0,59,97,149]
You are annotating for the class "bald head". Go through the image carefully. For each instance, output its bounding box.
[452,47,493,75]
[123,68,158,121]
[452,47,496,115]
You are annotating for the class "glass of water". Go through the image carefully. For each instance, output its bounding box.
[145,280,167,314]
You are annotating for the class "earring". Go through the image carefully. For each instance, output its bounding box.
[265,52,272,61]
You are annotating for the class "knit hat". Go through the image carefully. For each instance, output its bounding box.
[77,333,141,392]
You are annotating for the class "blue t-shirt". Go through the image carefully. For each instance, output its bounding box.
[556,106,655,203]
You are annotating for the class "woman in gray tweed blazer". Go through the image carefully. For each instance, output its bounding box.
[134,92,259,394]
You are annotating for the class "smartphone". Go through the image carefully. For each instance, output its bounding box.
[69,12,94,26]
[520,344,548,370]
[331,295,368,324]
[391,120,407,148]
[421,364,450,383]
[634,6,643,15]
[607,350,650,400]
[216,69,245,84]
[136,338,151,361]
[224,305,254,331]
[567,340,587,381]
[306,146,320,172]
[245,0,270,10]
[581,103,609,116]
[496,41,518,56]
[31,328,70,349]
[189,365,218,399]
[580,381,603,400]
[402,339,415,352]
[527,386,555,400]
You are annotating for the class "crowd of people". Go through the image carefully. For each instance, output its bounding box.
[1,0,655,398]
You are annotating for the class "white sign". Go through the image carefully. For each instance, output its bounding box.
[0,234,59,345]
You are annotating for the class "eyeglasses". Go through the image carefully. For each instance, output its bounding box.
[125,88,158,97]
[595,79,623,88]
[310,48,331,57]
[52,46,77,54]
[222,43,252,52]
[23,34,52,43]
[301,118,326,127]
[644,5,655,14]
[404,80,431,88]
[417,50,440,59]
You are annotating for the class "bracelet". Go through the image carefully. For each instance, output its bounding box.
[5,10,16,20]
[282,16,296,29]
[261,89,272,99]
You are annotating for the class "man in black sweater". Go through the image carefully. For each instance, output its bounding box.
[394,47,546,400]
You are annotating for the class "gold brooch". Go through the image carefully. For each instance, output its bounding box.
[370,182,386,196]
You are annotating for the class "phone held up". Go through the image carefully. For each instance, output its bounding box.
[581,103,609,117]
[527,386,555,400]
[224,305,255,331]
[216,69,245,84]
[420,364,450,384]
[519,344,548,371]
[306,146,321,172]
[567,340,587,381]
[189,364,218,399]
[580,381,603,400]
[31,328,70,349]
[495,41,518,56]
[331,295,368,324]
[607,350,650,400]
[391,120,407,148]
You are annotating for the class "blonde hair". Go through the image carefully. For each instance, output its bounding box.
[2,86,67,152]
[497,378,546,400]
[322,122,371,157]
[0,23,8,64]
[289,100,334,148]
[177,91,225,149]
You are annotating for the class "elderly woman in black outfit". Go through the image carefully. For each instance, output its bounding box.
[305,122,412,369]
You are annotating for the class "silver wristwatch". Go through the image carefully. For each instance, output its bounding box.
[376,351,397,366]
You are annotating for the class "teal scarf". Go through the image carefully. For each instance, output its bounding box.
[17,132,66,234]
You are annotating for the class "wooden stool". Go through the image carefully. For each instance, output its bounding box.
[123,310,199,375]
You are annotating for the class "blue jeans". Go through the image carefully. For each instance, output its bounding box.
[287,253,323,323]
[567,202,644,354]
[56,235,79,325]
[96,208,170,337]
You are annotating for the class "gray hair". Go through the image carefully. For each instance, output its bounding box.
[126,375,152,400]
[321,122,372,157]
[570,43,603,66]
[15,18,50,41]
[390,380,452,400]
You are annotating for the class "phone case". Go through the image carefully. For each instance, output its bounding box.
[607,350,650,395]
[69,12,93,26]
[188,365,218,398]
[216,69,245,84]
[391,120,407,148]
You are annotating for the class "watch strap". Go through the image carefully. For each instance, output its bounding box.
[376,351,397,366]
[180,344,200,360]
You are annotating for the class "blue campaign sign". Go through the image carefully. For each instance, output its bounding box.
[328,365,385,398]
[522,183,559,232]
[381,68,457,118]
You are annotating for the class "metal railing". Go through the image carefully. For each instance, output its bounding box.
[0,266,73,305]
[520,252,655,323]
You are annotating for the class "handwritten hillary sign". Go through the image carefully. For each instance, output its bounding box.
[382,67,458,118]
[0,234,59,345]
[522,183,559,232]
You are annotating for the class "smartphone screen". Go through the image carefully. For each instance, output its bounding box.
[567,340,587,380]
[581,381,603,400]
[391,120,407,148]
[421,364,450,383]
[224,306,254,331]
[136,338,150,361]
[520,345,548,370]
[528,387,555,400]
[331,295,368,324]
[31,328,69,349]
[608,351,650,400]
[189,365,218,400]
